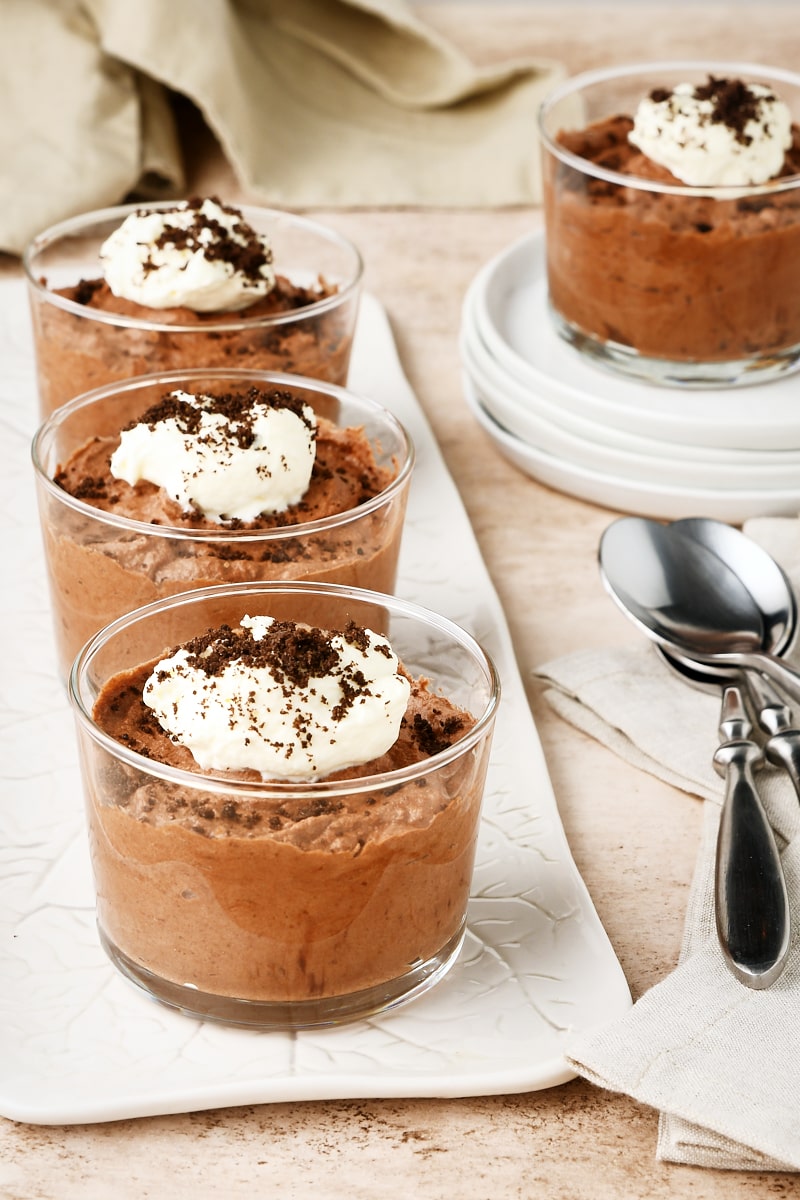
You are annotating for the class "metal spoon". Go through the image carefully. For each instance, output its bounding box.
[712,684,790,987]
[599,515,793,985]
[743,671,800,797]
[667,652,800,795]
[659,648,792,987]
[599,517,800,704]
[667,517,800,798]
[671,517,797,667]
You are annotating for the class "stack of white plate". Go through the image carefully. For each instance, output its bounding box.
[459,231,800,522]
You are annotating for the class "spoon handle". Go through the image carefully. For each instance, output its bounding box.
[713,686,791,990]
[736,651,800,708]
[744,672,800,800]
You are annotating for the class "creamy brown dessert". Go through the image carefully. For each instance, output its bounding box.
[55,390,392,528]
[86,616,482,1009]
[542,74,800,368]
[34,382,411,680]
[33,273,352,410]
[26,197,361,416]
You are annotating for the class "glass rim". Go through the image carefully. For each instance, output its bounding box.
[537,58,800,198]
[68,579,502,797]
[22,200,364,331]
[31,366,415,542]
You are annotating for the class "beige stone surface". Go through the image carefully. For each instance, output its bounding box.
[5,5,800,1196]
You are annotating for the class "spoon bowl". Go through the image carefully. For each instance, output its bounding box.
[599,517,800,704]
[672,517,797,663]
[659,516,797,685]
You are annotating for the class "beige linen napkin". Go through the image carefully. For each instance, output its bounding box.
[1,0,562,255]
[536,516,800,1172]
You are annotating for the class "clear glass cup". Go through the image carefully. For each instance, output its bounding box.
[69,580,500,1028]
[538,62,800,388]
[23,202,364,417]
[32,368,414,681]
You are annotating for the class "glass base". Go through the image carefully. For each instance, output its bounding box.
[98,923,466,1029]
[550,307,800,390]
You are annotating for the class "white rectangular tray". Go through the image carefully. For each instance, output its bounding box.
[0,285,630,1124]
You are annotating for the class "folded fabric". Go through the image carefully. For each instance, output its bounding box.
[1,0,563,256]
[535,516,800,1172]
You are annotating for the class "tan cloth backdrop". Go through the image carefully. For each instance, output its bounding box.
[1,0,562,255]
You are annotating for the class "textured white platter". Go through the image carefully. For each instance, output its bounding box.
[463,372,800,523]
[0,283,630,1125]
[470,231,800,452]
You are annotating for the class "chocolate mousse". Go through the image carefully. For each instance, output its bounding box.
[86,617,483,1012]
[27,197,361,415]
[542,74,800,370]
[36,384,410,679]
[56,389,390,528]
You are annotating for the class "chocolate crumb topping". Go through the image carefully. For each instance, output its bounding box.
[122,386,317,446]
[142,196,272,284]
[179,620,338,686]
[695,76,769,144]
[61,472,109,501]
[409,711,468,757]
[74,277,104,306]
[650,76,777,146]
[161,619,388,731]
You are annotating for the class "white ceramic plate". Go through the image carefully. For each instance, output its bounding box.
[461,284,800,470]
[461,335,800,491]
[0,285,631,1125]
[463,372,800,523]
[470,232,800,452]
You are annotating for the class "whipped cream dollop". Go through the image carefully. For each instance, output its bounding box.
[143,616,411,781]
[109,387,317,521]
[99,197,276,312]
[628,76,793,186]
